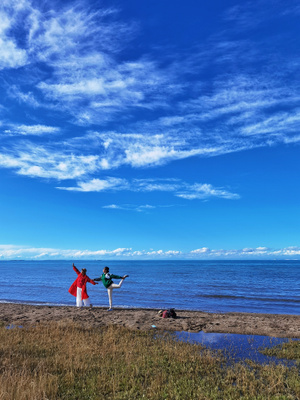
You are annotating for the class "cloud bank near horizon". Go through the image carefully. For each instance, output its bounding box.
[0,244,300,260]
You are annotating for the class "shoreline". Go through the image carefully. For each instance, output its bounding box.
[1,303,299,338]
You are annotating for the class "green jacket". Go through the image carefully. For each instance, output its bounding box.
[94,273,123,288]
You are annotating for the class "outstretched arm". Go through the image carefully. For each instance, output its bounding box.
[86,276,98,285]
[110,274,124,279]
[72,263,80,275]
[110,274,129,279]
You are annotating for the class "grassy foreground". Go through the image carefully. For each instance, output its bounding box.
[260,340,300,365]
[0,321,299,400]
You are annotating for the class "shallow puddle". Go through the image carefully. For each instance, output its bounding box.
[5,324,23,329]
[175,330,299,365]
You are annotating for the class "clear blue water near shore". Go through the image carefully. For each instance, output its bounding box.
[1,260,299,314]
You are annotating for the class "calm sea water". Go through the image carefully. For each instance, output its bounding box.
[1,260,299,314]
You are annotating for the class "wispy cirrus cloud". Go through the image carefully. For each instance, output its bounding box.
[0,2,28,70]
[0,37,27,70]
[176,183,240,200]
[58,177,240,201]
[0,143,98,180]
[103,204,158,212]
[60,177,128,192]
[223,0,300,30]
[0,131,233,183]
[64,130,240,170]
[1,0,178,124]
[3,124,60,136]
[0,0,300,197]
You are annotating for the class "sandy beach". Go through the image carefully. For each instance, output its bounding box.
[0,303,299,338]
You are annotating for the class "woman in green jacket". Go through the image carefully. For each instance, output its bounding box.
[94,266,129,311]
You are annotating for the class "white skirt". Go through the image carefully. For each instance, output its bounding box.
[76,287,91,307]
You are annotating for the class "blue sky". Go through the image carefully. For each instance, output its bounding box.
[0,0,300,260]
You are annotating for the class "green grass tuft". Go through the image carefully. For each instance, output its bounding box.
[260,340,300,364]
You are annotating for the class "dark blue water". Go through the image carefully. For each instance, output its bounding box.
[1,260,299,314]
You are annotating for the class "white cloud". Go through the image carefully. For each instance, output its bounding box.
[66,130,239,171]
[0,127,247,184]
[0,37,27,69]
[7,85,42,108]
[58,177,239,201]
[240,110,300,137]
[25,4,173,123]
[4,124,60,136]
[223,0,298,31]
[125,145,177,167]
[132,178,181,193]
[0,144,98,180]
[0,244,299,260]
[176,183,240,200]
[103,203,162,212]
[1,0,161,121]
[0,0,299,198]
[59,177,128,192]
[0,6,28,69]
[103,204,121,209]
[191,248,210,254]
[89,132,187,168]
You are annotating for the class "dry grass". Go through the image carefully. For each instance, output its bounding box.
[0,321,299,399]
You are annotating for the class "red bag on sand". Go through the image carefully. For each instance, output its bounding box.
[162,310,169,318]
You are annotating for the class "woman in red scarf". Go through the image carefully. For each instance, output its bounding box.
[69,263,98,307]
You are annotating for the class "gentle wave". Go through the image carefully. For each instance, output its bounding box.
[198,294,300,303]
[1,260,300,314]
